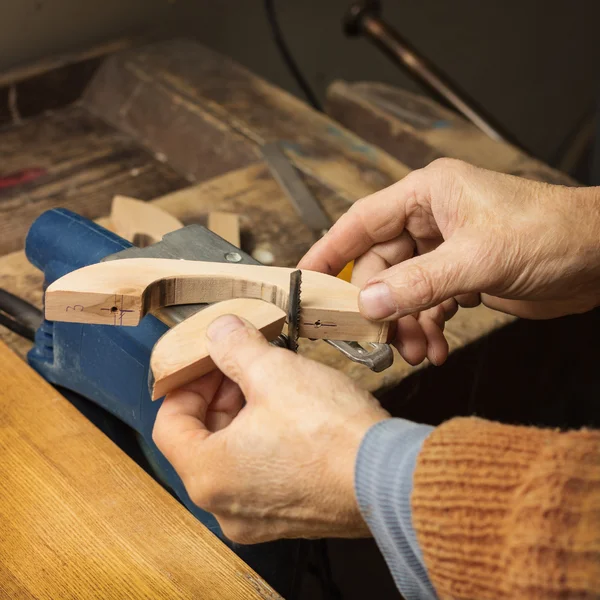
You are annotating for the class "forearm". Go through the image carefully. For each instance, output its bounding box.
[413,417,600,600]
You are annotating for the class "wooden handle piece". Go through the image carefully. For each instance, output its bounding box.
[44,258,390,343]
[151,298,286,399]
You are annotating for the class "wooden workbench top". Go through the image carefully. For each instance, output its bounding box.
[0,339,280,600]
[0,38,514,394]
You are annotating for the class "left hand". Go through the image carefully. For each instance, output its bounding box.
[152,314,390,544]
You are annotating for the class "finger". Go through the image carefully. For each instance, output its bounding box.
[393,315,427,366]
[351,232,415,288]
[153,384,214,478]
[298,170,434,275]
[205,378,244,433]
[456,292,481,308]
[358,235,485,321]
[417,307,450,366]
[206,314,280,397]
[441,297,459,324]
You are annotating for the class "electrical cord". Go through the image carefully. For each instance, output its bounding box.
[264,0,323,112]
[0,288,42,342]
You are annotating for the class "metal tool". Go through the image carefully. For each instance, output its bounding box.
[286,270,302,352]
[261,141,394,371]
[343,0,523,150]
[261,141,331,237]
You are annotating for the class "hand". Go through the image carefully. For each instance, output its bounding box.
[153,314,390,544]
[299,159,600,366]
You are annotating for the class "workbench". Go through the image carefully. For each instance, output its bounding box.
[0,39,517,390]
[0,39,586,599]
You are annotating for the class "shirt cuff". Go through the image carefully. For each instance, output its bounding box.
[355,418,437,600]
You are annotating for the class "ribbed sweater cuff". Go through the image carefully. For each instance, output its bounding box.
[355,418,437,600]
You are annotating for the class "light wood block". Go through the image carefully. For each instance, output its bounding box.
[151,298,286,399]
[207,211,241,247]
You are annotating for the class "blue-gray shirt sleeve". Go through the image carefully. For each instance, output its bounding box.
[355,418,438,600]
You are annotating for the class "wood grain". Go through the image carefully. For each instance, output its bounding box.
[151,298,286,399]
[0,105,188,255]
[0,339,280,599]
[208,211,241,247]
[110,195,184,244]
[45,258,391,343]
[83,39,411,204]
[326,81,577,185]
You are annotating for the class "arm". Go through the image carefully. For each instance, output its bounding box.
[412,418,600,600]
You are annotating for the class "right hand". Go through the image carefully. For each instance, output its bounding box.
[299,159,600,366]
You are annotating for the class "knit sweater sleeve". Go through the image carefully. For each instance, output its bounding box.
[412,417,600,600]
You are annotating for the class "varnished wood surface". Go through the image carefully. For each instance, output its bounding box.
[0,339,281,600]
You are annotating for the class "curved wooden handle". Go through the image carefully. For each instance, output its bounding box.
[45,258,390,343]
[151,298,286,399]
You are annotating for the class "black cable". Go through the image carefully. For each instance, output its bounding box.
[0,288,42,342]
[0,311,35,341]
[264,0,323,112]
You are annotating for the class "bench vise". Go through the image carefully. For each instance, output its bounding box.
[25,207,309,594]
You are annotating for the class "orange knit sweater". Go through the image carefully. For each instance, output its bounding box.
[412,417,600,600]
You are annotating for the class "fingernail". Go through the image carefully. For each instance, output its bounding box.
[207,314,244,342]
[359,282,396,320]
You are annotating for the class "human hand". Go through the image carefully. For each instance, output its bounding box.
[152,314,390,544]
[299,159,600,366]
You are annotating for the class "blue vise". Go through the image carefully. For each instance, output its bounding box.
[25,207,305,596]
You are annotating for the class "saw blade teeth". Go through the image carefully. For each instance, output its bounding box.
[287,269,302,352]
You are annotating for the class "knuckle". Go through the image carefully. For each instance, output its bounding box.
[401,263,436,308]
[187,481,216,512]
[220,521,262,545]
[428,157,467,174]
[151,417,169,452]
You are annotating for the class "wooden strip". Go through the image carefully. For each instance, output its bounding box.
[151,299,286,399]
[326,80,576,185]
[44,259,391,344]
[0,339,280,599]
[0,37,136,88]
[110,195,184,244]
[207,211,241,247]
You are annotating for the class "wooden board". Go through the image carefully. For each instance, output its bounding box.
[45,258,391,343]
[326,81,577,185]
[82,39,410,203]
[208,211,241,247]
[0,339,280,600]
[151,298,286,399]
[0,105,188,255]
[110,195,184,244]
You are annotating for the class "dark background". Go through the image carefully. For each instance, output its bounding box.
[2,0,599,165]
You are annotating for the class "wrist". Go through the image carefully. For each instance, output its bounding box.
[321,410,390,538]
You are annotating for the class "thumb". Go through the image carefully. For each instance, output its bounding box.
[359,238,487,320]
[206,314,276,395]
